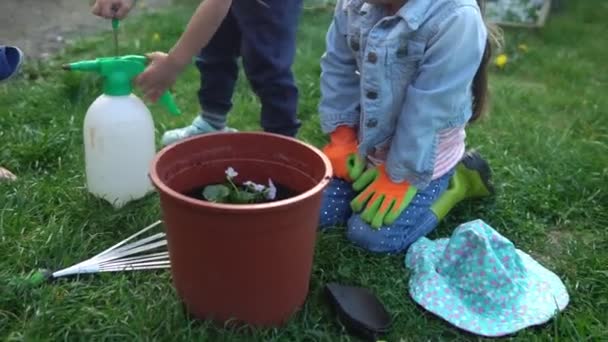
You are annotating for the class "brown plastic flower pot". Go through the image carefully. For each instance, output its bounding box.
[149,132,332,327]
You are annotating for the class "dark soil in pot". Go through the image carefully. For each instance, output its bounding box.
[184,183,299,203]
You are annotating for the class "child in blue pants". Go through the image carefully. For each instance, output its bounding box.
[0,44,23,181]
[318,0,497,254]
[92,0,303,145]
[164,0,304,144]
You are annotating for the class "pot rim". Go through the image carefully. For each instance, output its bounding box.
[149,131,333,212]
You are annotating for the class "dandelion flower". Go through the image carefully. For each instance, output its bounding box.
[495,54,508,69]
[518,44,528,53]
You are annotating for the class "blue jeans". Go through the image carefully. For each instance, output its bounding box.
[195,0,303,137]
[318,169,455,254]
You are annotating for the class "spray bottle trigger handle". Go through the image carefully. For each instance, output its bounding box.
[159,91,181,116]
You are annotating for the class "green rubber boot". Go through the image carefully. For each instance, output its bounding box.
[431,151,495,221]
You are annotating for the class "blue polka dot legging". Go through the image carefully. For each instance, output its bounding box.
[318,168,455,254]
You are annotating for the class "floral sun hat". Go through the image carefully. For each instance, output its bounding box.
[405,219,569,337]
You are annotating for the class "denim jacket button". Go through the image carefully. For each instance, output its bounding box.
[366,91,378,100]
[366,118,378,128]
[350,37,360,51]
[367,52,377,64]
[396,44,408,58]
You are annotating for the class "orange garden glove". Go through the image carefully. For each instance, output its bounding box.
[350,165,418,229]
[322,126,365,181]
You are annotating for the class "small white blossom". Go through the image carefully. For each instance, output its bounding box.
[225,167,238,179]
[243,181,266,193]
[266,178,277,200]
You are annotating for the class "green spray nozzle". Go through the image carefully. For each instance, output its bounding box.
[112,18,120,30]
[62,55,181,116]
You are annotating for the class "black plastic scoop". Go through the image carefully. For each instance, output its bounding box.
[324,282,392,340]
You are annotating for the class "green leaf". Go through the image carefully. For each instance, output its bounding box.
[202,184,230,203]
[230,190,258,204]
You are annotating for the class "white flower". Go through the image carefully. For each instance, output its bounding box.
[225,167,238,179]
[265,178,277,200]
[243,181,266,193]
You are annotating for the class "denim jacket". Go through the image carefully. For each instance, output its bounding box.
[319,0,487,189]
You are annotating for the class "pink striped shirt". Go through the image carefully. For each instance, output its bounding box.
[367,126,466,181]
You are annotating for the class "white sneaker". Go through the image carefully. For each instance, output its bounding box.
[0,167,17,182]
[161,116,237,146]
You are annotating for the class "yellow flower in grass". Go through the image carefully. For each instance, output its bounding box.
[495,54,508,69]
[152,33,161,42]
[518,44,529,53]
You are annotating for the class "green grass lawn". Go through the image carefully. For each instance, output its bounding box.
[1,1,606,340]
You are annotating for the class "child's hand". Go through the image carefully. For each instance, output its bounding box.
[135,52,185,103]
[92,0,134,19]
[350,165,418,229]
[322,126,365,182]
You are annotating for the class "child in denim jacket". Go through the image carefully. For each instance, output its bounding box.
[318,0,497,253]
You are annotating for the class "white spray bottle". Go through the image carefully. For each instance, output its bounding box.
[63,55,181,208]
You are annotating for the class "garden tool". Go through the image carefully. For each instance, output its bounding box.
[325,282,392,341]
[26,220,169,286]
[350,165,418,229]
[322,126,365,181]
[62,55,180,208]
